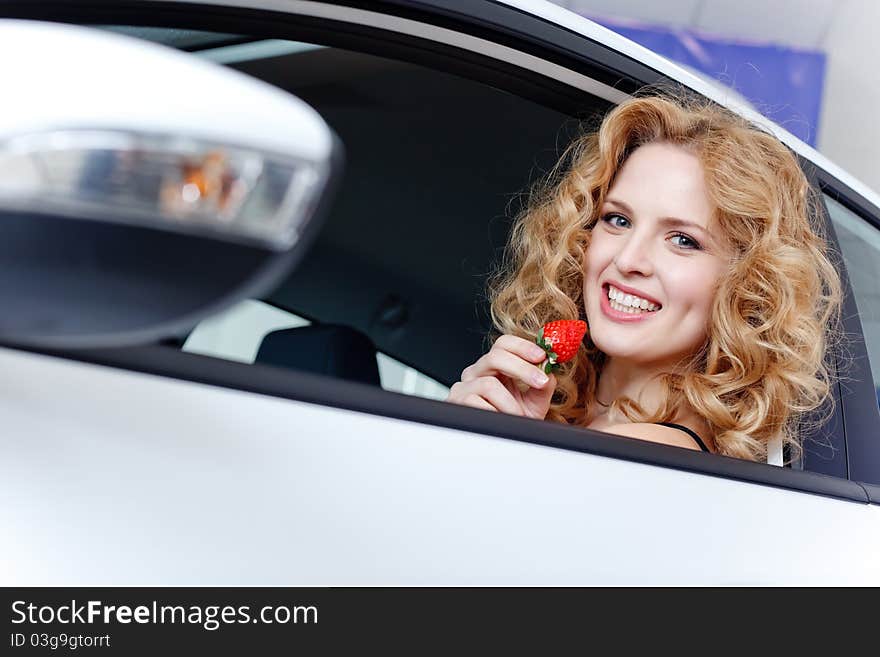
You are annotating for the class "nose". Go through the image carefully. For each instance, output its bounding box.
[613,231,654,277]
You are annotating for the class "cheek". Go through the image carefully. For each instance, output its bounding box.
[669,267,722,316]
[583,234,610,279]
[583,250,604,307]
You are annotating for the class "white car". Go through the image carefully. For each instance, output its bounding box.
[1,0,878,585]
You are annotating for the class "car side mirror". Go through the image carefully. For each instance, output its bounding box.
[0,20,340,348]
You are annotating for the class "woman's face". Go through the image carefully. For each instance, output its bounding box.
[583,141,730,370]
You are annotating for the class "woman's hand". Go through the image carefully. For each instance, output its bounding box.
[446,334,556,419]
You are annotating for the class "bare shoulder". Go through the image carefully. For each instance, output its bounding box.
[600,422,706,452]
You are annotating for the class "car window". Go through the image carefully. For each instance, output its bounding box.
[824,194,880,397]
[184,299,449,401]
[136,28,833,466]
[64,21,848,481]
[132,31,592,392]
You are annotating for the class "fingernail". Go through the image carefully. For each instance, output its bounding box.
[532,348,546,360]
[533,372,549,386]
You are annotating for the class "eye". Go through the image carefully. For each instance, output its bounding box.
[669,232,702,250]
[601,213,631,229]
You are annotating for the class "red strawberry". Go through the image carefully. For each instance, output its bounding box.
[537,320,587,373]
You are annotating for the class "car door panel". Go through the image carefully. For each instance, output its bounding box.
[2,347,876,585]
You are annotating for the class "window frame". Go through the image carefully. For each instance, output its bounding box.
[816,167,880,486]
[0,0,875,501]
[790,162,849,480]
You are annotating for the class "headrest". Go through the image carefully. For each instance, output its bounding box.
[255,324,381,387]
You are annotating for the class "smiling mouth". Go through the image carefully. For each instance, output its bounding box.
[604,284,661,314]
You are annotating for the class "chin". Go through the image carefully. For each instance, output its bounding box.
[604,346,658,364]
[591,333,640,359]
[592,330,678,365]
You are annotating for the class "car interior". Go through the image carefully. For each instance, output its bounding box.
[175,32,610,387]
[258,48,603,384]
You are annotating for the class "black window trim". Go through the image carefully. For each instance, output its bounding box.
[795,161,849,480]
[0,0,874,499]
[0,0,665,116]
[816,169,880,486]
[6,341,870,506]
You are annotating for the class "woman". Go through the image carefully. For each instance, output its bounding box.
[447,92,842,462]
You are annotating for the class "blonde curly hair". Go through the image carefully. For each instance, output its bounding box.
[488,91,843,462]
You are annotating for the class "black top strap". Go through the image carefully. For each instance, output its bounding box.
[656,422,710,453]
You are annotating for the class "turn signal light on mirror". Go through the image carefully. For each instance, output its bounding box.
[0,130,328,250]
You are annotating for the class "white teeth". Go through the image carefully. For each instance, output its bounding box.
[606,285,659,313]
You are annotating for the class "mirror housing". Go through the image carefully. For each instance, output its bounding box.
[0,20,340,348]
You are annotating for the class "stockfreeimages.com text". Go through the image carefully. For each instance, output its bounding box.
[11,600,317,631]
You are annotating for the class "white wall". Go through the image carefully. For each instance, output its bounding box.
[552,0,880,197]
[816,0,880,196]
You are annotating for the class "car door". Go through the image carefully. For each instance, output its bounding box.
[1,0,878,585]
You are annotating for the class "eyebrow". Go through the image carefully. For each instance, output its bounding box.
[603,198,712,234]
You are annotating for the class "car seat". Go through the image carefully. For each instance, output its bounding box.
[255,324,381,386]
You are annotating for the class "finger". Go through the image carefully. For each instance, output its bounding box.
[493,334,549,364]
[464,347,550,390]
[461,334,546,382]
[446,381,467,403]
[521,372,557,419]
[462,393,496,412]
[469,376,525,415]
[448,380,517,414]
